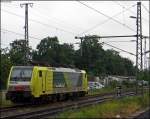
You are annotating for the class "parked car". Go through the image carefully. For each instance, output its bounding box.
[88,81,104,90]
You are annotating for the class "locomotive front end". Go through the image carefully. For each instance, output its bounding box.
[6,66,33,102]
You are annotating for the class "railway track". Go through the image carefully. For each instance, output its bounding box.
[0,91,136,119]
[0,92,114,114]
[0,94,103,112]
[0,103,33,112]
[0,88,134,113]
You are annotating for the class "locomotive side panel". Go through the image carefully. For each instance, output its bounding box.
[52,70,87,94]
[82,72,88,92]
[45,69,53,93]
[53,71,68,93]
[66,72,83,92]
[31,67,53,98]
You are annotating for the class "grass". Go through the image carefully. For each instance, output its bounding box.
[88,87,115,96]
[59,92,150,118]
[87,86,136,96]
[0,90,13,108]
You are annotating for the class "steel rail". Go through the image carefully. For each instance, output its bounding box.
[0,88,134,113]
[1,87,147,114]
[0,92,136,119]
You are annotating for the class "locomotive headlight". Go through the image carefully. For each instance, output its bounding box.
[8,85,30,91]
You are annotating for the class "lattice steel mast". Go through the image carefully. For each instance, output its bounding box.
[20,3,33,65]
[136,2,143,71]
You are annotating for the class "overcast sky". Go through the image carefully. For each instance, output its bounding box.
[1,0,149,66]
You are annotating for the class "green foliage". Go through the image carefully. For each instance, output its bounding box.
[1,39,31,89]
[32,36,59,65]
[122,80,136,88]
[0,90,13,107]
[59,93,150,118]
[1,35,147,90]
[0,49,12,89]
[74,35,136,76]
[109,80,119,88]
[88,87,114,95]
[103,50,135,76]
[9,39,31,65]
[32,36,75,66]
[138,70,150,83]
[75,35,105,75]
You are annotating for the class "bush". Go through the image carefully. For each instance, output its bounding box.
[109,80,119,88]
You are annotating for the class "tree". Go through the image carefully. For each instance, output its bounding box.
[123,58,135,76]
[0,35,143,89]
[9,39,31,65]
[74,35,105,75]
[74,35,136,76]
[138,69,150,83]
[103,49,135,76]
[0,48,12,89]
[33,36,75,67]
[58,43,75,66]
[33,36,59,65]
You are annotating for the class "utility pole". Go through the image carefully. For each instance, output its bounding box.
[135,2,143,95]
[75,36,84,56]
[20,3,33,65]
[149,0,150,72]
[80,38,83,56]
[136,2,143,70]
[144,37,147,69]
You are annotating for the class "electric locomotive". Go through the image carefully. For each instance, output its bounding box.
[6,66,88,102]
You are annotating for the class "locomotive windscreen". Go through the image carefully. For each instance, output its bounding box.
[10,67,33,81]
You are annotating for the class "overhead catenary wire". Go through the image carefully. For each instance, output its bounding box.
[102,42,136,56]
[77,2,137,36]
[3,3,85,32]
[77,0,136,34]
[114,1,149,23]
[1,29,137,56]
[31,7,86,32]
[1,28,42,41]
[1,43,10,47]
[2,9,76,35]
[1,28,42,49]
[114,1,126,26]
[141,3,149,13]
[104,40,136,43]
[30,9,80,33]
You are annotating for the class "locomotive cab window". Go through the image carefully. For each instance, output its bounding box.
[10,67,33,81]
[39,70,42,77]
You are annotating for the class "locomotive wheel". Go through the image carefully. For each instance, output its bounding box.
[64,93,69,101]
[51,95,57,102]
[71,92,78,101]
[56,94,60,101]
[11,98,18,103]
